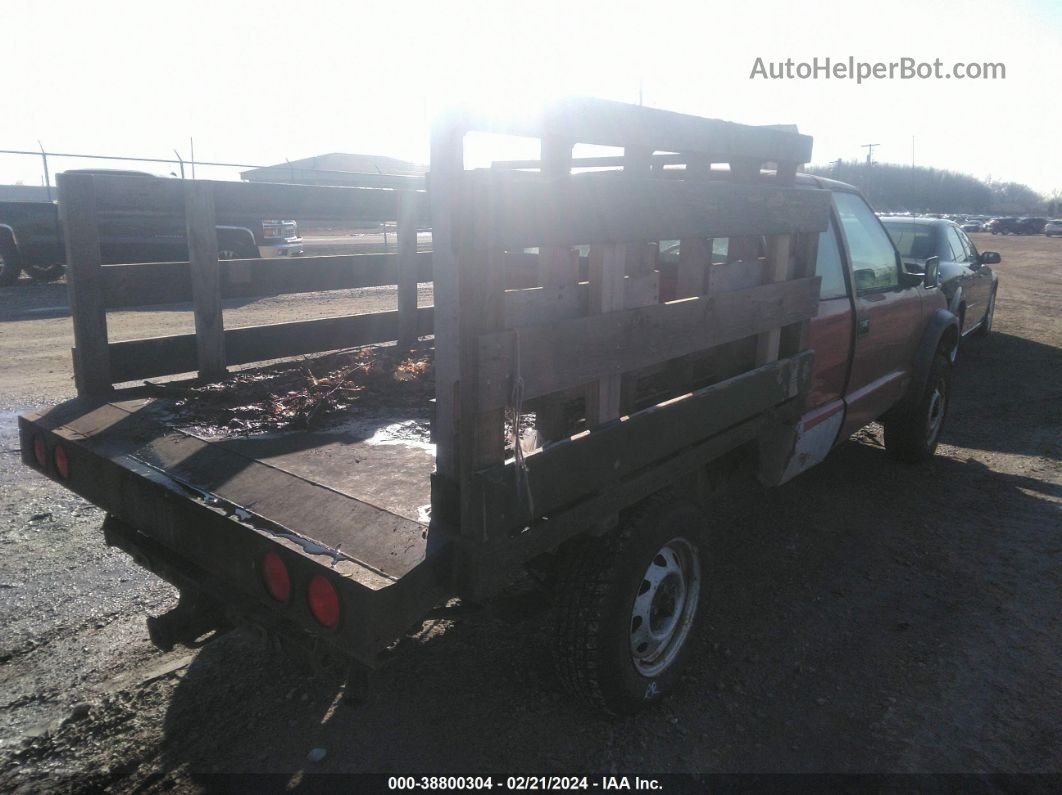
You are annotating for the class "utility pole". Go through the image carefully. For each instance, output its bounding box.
[861,143,879,202]
[38,141,52,201]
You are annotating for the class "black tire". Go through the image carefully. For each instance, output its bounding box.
[973,287,996,338]
[23,263,66,283]
[0,237,21,286]
[883,351,952,462]
[552,495,707,715]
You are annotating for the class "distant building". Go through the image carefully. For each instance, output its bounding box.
[240,153,426,188]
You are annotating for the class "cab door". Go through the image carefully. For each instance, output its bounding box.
[947,224,992,331]
[832,191,922,437]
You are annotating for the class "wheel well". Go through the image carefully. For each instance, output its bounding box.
[0,226,17,250]
[940,325,959,359]
[215,227,257,256]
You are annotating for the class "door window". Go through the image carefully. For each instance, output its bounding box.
[833,192,899,293]
[815,220,849,300]
[946,225,974,263]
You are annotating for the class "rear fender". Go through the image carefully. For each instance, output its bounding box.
[899,308,959,412]
[0,224,17,248]
[215,226,258,257]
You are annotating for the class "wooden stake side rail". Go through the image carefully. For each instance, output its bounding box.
[429,97,825,544]
[86,172,430,222]
[474,352,814,536]
[58,172,427,393]
[476,276,820,410]
[453,97,814,165]
[105,307,435,383]
[99,253,435,309]
[456,172,831,251]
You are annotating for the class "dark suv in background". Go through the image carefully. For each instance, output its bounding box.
[882,216,999,339]
[985,216,1046,235]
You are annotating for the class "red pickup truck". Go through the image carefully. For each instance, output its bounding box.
[762,175,956,476]
[18,102,959,716]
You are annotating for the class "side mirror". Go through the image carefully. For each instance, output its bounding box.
[902,259,925,275]
[923,256,940,288]
[980,251,1001,265]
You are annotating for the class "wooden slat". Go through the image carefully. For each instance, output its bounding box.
[709,258,768,294]
[503,283,583,328]
[460,97,814,165]
[458,173,831,250]
[586,244,626,425]
[462,417,765,597]
[106,307,434,383]
[458,241,506,538]
[459,157,510,532]
[89,173,426,223]
[676,238,712,298]
[428,122,464,485]
[396,190,420,349]
[725,160,763,265]
[475,352,814,532]
[534,136,578,446]
[185,181,226,379]
[477,276,820,411]
[755,235,792,365]
[99,253,434,308]
[57,172,112,396]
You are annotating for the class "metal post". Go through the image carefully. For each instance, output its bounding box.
[174,150,185,179]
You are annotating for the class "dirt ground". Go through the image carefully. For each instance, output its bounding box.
[0,233,1059,791]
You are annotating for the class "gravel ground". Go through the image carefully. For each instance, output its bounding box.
[0,233,1060,791]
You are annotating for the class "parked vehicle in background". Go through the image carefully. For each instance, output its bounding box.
[1015,217,1047,235]
[1044,219,1062,237]
[0,170,302,286]
[882,216,999,339]
[985,217,1020,235]
[960,221,984,233]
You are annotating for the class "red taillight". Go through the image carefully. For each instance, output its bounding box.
[307,575,340,628]
[33,435,48,468]
[53,444,70,479]
[262,552,291,603]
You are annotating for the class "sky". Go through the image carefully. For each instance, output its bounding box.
[2,0,1060,196]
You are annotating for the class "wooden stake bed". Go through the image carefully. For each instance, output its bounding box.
[29,97,832,656]
[24,393,436,584]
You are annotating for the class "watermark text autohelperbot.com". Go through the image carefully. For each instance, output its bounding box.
[750,56,1005,83]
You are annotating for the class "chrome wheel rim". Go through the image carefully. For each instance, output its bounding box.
[629,537,701,677]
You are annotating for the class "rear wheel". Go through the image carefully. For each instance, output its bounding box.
[884,351,952,462]
[553,496,707,715]
[0,238,21,286]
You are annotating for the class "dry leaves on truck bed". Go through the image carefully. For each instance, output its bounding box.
[147,345,434,434]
